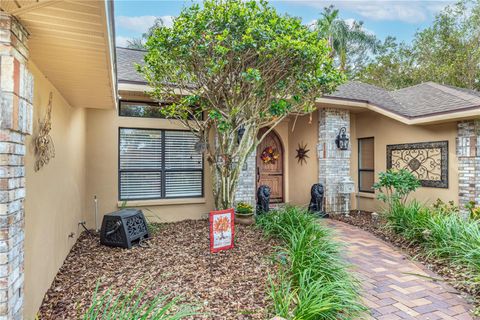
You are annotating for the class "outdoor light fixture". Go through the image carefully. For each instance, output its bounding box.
[237,125,246,144]
[335,127,349,150]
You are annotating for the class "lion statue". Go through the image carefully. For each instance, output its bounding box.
[256,185,271,215]
[308,183,327,217]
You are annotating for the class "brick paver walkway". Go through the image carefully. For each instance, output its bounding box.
[323,219,476,320]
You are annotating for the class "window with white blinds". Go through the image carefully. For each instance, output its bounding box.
[119,128,203,200]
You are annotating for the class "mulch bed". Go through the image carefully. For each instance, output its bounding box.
[38,220,279,320]
[332,211,480,311]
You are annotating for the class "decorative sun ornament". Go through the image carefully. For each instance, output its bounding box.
[295,142,310,165]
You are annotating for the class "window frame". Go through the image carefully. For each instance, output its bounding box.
[118,100,167,119]
[118,127,204,201]
[119,100,203,120]
[358,137,375,194]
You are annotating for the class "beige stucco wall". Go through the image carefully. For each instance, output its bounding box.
[24,62,88,319]
[351,111,459,212]
[287,111,319,206]
[85,108,215,225]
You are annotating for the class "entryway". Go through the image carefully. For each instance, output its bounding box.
[324,219,474,319]
[256,128,284,203]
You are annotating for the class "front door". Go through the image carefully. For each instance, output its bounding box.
[257,128,284,203]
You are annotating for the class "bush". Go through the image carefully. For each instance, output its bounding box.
[373,169,421,211]
[83,284,198,320]
[257,206,365,319]
[385,201,480,275]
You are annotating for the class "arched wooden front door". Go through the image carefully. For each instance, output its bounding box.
[256,128,284,203]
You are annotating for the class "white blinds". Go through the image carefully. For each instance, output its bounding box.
[119,128,203,200]
[165,131,202,169]
[120,129,162,170]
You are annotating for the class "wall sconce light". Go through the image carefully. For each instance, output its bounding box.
[335,127,349,150]
[237,125,245,144]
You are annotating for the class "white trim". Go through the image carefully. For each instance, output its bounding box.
[118,198,206,207]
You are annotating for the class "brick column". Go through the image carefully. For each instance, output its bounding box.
[0,12,33,319]
[318,108,354,214]
[234,151,256,207]
[457,120,480,213]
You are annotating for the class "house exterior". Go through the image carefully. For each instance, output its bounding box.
[1,2,480,319]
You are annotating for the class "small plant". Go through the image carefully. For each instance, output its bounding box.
[466,201,480,221]
[373,169,421,211]
[235,202,253,215]
[431,199,459,216]
[83,283,198,320]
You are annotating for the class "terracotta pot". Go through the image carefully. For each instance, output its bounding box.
[235,212,255,225]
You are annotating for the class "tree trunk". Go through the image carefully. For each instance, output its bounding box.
[209,125,257,210]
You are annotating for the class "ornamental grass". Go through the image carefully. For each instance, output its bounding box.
[386,200,480,275]
[257,206,365,320]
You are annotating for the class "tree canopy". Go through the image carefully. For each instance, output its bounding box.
[315,5,379,75]
[140,0,343,209]
[355,0,480,90]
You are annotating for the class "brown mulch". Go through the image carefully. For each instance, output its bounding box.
[38,220,279,320]
[332,211,480,313]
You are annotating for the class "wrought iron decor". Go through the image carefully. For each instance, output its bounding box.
[387,141,448,188]
[34,92,55,171]
[295,142,310,165]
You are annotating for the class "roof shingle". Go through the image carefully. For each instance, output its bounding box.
[117,47,146,83]
[116,47,480,119]
[327,81,480,118]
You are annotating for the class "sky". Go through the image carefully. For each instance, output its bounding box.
[114,0,454,47]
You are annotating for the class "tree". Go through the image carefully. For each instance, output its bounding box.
[354,37,417,90]
[315,5,379,74]
[126,17,168,49]
[356,0,480,90]
[140,0,343,210]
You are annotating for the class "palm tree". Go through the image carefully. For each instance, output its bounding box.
[316,5,379,72]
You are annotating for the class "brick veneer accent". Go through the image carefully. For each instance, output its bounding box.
[457,120,480,213]
[234,151,256,207]
[0,12,33,319]
[318,108,354,214]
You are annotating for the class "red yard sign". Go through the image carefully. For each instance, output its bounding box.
[209,208,234,253]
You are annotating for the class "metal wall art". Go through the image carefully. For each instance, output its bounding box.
[295,142,310,165]
[34,92,55,171]
[387,141,448,188]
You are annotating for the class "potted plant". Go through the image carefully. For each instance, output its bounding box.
[235,202,255,225]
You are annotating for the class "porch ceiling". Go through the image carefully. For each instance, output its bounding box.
[0,0,117,109]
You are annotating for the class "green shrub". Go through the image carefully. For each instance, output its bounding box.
[386,200,430,242]
[258,206,365,320]
[385,201,480,275]
[373,169,421,211]
[83,284,198,320]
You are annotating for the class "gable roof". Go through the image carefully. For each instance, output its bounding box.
[116,47,480,121]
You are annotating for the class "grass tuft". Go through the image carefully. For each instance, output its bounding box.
[258,206,365,320]
[83,283,199,320]
[386,200,480,276]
